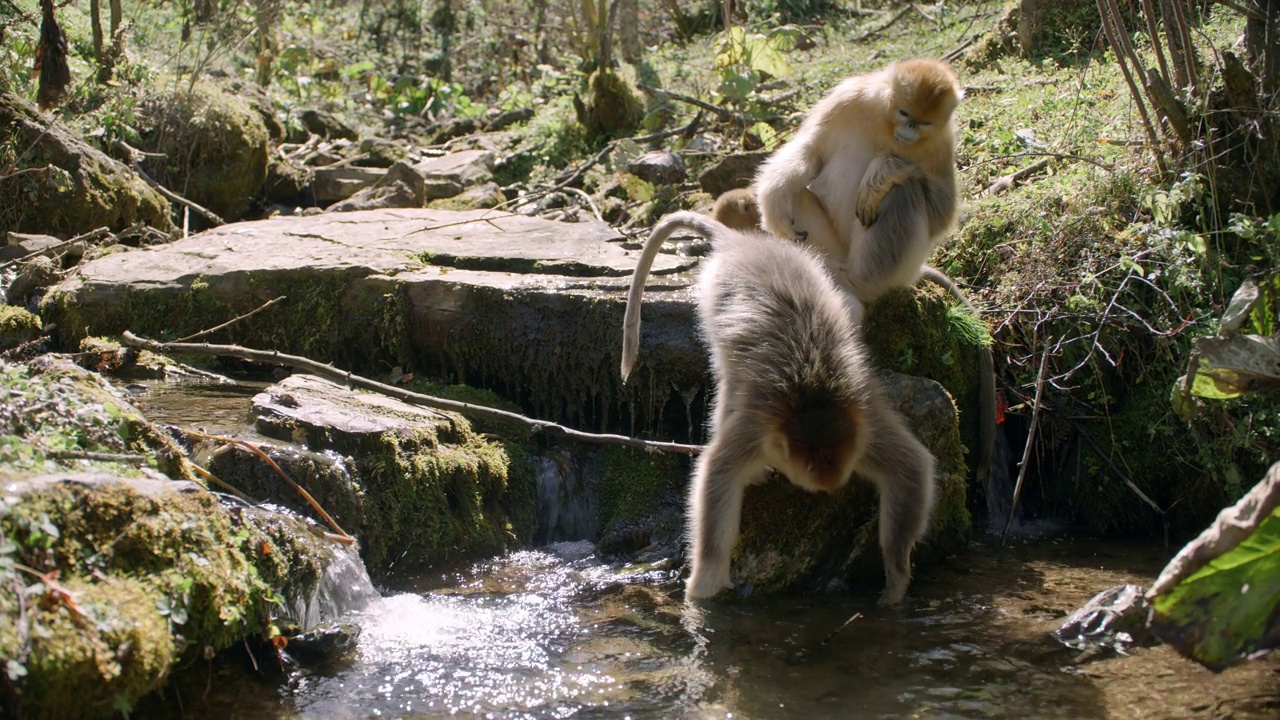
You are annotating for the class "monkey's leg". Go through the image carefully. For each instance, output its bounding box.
[855,154,921,227]
[845,180,932,303]
[685,418,765,600]
[852,405,937,606]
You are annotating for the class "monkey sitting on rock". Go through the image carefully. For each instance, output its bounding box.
[715,58,996,489]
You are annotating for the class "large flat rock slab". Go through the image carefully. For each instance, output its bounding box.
[42,208,704,438]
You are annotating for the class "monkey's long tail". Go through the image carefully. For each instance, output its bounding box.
[621,211,722,383]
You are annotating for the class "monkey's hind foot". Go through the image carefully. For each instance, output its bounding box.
[685,563,733,601]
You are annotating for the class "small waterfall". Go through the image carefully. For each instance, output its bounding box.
[532,450,597,543]
[293,541,379,630]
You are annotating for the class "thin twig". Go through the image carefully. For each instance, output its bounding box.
[182,427,356,544]
[0,227,111,272]
[636,83,739,122]
[1078,430,1165,515]
[121,331,704,456]
[854,6,911,42]
[820,612,863,646]
[982,158,1052,196]
[1001,335,1053,546]
[173,295,287,343]
[561,186,605,223]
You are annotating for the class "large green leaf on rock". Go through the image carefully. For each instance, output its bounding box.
[1147,464,1280,671]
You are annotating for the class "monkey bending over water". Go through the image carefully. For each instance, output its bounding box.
[621,212,937,606]
[711,187,996,486]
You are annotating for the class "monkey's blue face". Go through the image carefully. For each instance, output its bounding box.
[893,108,933,145]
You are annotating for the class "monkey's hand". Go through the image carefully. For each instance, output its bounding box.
[856,154,920,227]
[757,186,803,241]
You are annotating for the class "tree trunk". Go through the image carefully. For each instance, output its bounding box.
[109,0,122,35]
[90,0,103,59]
[619,0,640,63]
[1244,0,1279,99]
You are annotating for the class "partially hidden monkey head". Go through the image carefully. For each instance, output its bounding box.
[711,188,762,232]
[886,59,962,152]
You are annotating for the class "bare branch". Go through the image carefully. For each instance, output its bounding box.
[121,331,703,456]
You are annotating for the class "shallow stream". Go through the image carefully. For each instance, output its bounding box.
[130,379,1278,719]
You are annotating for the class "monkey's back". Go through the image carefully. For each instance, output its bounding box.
[696,232,872,410]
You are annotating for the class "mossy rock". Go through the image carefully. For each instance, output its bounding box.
[0,304,42,351]
[138,83,270,221]
[0,357,185,478]
[248,374,537,578]
[575,69,644,138]
[0,92,171,236]
[864,282,989,479]
[0,474,326,719]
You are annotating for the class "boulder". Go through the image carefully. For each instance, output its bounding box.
[626,150,687,185]
[136,83,270,222]
[0,92,171,236]
[698,150,770,197]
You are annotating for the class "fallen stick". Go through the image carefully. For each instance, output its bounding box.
[121,331,703,456]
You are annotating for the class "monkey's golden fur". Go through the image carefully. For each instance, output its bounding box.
[753,58,963,303]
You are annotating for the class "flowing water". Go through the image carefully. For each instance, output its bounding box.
[128,379,1278,719]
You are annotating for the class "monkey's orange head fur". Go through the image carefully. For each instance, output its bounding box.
[884,59,962,152]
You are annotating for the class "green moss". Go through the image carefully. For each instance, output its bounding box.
[0,478,323,717]
[42,272,413,376]
[0,304,42,350]
[138,83,270,221]
[0,359,186,478]
[596,447,684,531]
[576,69,644,138]
[336,418,533,576]
[863,285,986,476]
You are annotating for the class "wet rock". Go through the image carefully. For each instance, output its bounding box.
[1053,583,1155,657]
[0,91,171,236]
[298,108,359,140]
[284,622,361,665]
[0,472,331,718]
[328,161,426,212]
[247,373,536,576]
[698,150,770,197]
[626,150,687,185]
[428,115,485,144]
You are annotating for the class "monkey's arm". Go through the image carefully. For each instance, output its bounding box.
[754,139,823,242]
[685,422,765,600]
[855,154,922,227]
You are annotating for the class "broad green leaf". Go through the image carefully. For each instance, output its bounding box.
[1149,505,1280,670]
[1184,334,1280,401]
